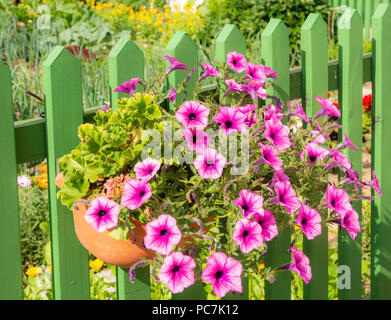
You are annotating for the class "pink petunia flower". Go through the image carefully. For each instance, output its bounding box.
[236,104,256,114]
[201,252,243,298]
[340,169,365,195]
[224,79,243,97]
[310,130,329,145]
[287,247,312,284]
[325,185,353,216]
[175,100,210,129]
[226,51,247,73]
[276,168,291,181]
[314,96,341,119]
[193,148,226,179]
[300,142,329,166]
[264,119,291,152]
[289,99,309,123]
[120,179,152,210]
[259,64,277,79]
[213,107,247,135]
[252,210,278,242]
[326,149,352,171]
[263,104,284,122]
[164,55,189,76]
[270,182,300,215]
[200,63,221,81]
[337,132,359,151]
[364,170,382,198]
[297,205,322,240]
[255,143,283,169]
[113,77,140,96]
[245,63,266,83]
[144,214,182,255]
[339,210,361,240]
[233,190,264,219]
[241,82,267,103]
[84,197,120,232]
[183,128,211,152]
[158,251,196,294]
[134,158,161,181]
[169,88,177,103]
[236,105,258,128]
[232,219,263,253]
[18,175,32,188]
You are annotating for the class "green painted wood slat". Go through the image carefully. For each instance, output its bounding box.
[301,13,329,300]
[165,31,199,109]
[108,37,151,300]
[337,8,363,300]
[109,37,145,109]
[261,18,291,300]
[371,3,391,300]
[0,62,23,299]
[43,46,90,300]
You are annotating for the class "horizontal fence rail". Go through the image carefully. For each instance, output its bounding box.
[1,4,391,300]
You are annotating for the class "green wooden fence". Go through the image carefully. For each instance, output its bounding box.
[1,5,391,300]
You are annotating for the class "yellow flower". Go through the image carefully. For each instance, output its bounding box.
[258,263,265,271]
[48,265,52,272]
[26,266,42,277]
[89,259,104,271]
[261,297,265,300]
[294,225,301,232]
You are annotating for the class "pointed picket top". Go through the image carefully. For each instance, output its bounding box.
[215,24,246,63]
[109,37,144,109]
[301,13,328,117]
[338,6,363,29]
[165,31,198,104]
[261,18,290,106]
[371,3,391,300]
[43,46,84,156]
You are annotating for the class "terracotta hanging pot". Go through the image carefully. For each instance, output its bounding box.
[55,172,155,268]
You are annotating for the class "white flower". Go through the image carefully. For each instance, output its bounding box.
[18,175,32,188]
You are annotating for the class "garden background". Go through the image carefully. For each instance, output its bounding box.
[0,0,379,299]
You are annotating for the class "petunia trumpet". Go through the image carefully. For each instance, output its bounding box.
[144,214,182,255]
[84,197,120,233]
[201,252,243,298]
[158,251,196,294]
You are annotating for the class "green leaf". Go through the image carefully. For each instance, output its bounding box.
[107,221,130,241]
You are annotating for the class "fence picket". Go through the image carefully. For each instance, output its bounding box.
[215,24,246,63]
[109,37,145,109]
[165,31,199,109]
[261,18,291,300]
[0,63,23,300]
[371,3,391,300]
[338,8,363,300]
[301,13,329,300]
[43,46,90,299]
[107,37,151,300]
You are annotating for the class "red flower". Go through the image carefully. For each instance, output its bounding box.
[66,45,95,60]
[363,94,372,112]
